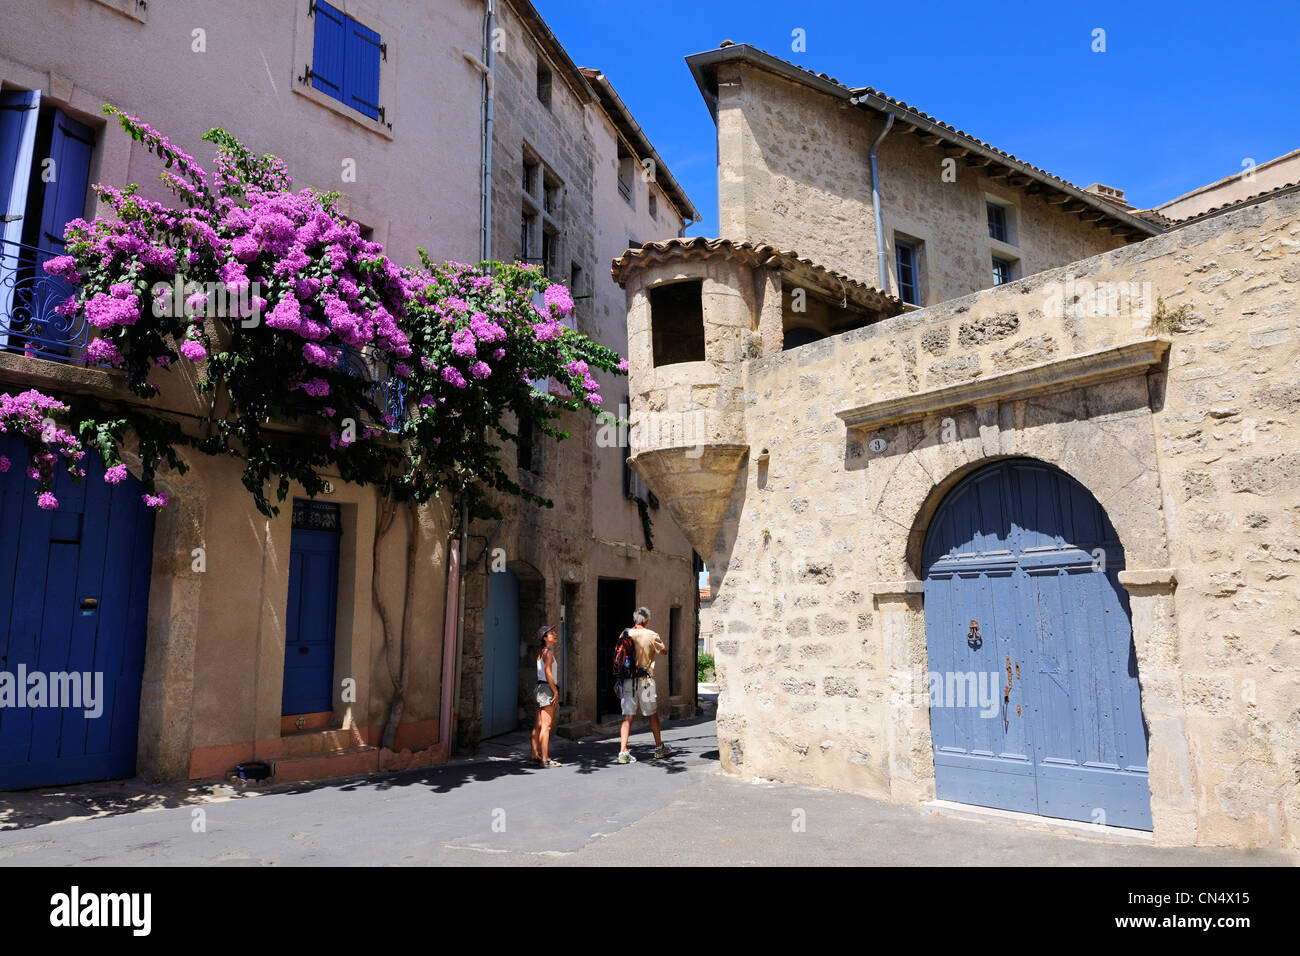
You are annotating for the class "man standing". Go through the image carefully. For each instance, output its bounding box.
[616,606,672,764]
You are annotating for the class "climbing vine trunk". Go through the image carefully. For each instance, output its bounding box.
[374,497,419,751]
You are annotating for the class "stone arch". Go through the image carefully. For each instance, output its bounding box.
[866,398,1170,584]
[867,408,1193,841]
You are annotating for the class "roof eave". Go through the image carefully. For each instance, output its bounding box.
[582,71,701,222]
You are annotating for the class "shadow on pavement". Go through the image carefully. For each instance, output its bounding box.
[0,716,720,830]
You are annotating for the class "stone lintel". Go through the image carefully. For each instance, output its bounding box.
[870,580,924,602]
[836,338,1170,431]
[1117,567,1179,594]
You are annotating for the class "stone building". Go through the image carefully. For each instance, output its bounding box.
[0,0,490,787]
[620,43,1300,848]
[457,1,700,746]
[0,0,697,789]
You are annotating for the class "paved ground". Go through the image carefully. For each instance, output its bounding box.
[0,716,1294,866]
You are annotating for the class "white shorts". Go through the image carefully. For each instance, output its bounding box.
[619,677,657,717]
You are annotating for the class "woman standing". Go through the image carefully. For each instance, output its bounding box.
[531,625,562,767]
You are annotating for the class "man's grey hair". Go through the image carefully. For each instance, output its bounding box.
[632,606,651,625]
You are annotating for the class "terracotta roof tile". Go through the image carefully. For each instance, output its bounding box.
[611,236,904,316]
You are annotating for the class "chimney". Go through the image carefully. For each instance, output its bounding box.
[1084,183,1132,210]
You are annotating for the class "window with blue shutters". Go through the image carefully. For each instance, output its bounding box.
[308,1,384,122]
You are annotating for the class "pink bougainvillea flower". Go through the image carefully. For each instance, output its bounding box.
[0,455,9,473]
[616,358,629,372]
[179,338,207,362]
[104,463,128,484]
[42,255,80,283]
[299,378,330,398]
[469,361,491,379]
[85,337,124,366]
[37,492,58,510]
[543,283,574,316]
[441,366,467,388]
[142,492,168,508]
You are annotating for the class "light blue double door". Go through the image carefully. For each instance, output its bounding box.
[923,459,1152,830]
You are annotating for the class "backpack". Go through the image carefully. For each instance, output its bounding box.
[613,629,637,682]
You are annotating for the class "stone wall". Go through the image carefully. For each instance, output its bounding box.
[715,62,1130,304]
[691,189,1300,848]
[458,4,697,743]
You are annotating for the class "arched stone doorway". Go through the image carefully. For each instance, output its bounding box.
[921,457,1152,830]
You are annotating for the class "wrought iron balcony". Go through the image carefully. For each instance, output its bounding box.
[0,236,88,362]
[336,344,407,428]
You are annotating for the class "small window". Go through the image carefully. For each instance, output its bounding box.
[570,262,583,297]
[543,178,560,216]
[541,228,558,279]
[517,420,539,473]
[650,280,706,367]
[537,63,552,108]
[523,158,539,197]
[648,191,658,220]
[311,1,383,120]
[521,210,536,260]
[992,256,1015,286]
[987,201,1007,242]
[896,239,920,305]
[617,146,635,206]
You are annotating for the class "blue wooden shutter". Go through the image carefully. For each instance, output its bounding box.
[0,89,41,349]
[311,0,347,101]
[344,18,382,120]
[0,90,41,245]
[38,109,95,254]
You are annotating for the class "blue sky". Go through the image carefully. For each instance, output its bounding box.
[534,0,1300,232]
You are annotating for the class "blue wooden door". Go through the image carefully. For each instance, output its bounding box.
[281,502,341,716]
[0,435,155,789]
[922,459,1151,830]
[482,569,520,738]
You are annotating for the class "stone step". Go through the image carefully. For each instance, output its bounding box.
[555,720,593,740]
[280,726,366,757]
[269,746,379,782]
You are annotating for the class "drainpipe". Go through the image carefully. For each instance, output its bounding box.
[860,106,894,290]
[463,0,495,262]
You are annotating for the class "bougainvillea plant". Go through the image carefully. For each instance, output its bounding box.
[20,106,626,518]
[397,256,625,516]
[0,390,86,510]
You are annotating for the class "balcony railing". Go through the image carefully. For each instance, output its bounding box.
[0,236,90,362]
[1,236,406,426]
[336,344,408,428]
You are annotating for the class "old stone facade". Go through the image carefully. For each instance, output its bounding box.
[689,44,1155,306]
[0,0,698,789]
[621,187,1300,848]
[455,0,700,745]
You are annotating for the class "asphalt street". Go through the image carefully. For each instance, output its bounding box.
[0,717,1293,866]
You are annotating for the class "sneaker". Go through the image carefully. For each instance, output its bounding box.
[653,745,673,759]
[617,751,637,764]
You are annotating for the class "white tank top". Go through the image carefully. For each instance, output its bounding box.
[537,654,546,682]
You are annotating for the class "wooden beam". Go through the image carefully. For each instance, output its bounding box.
[1061,201,1087,213]
[1081,212,1106,222]
[986,168,1012,180]
[919,134,944,146]
[1045,194,1071,205]
[964,156,994,168]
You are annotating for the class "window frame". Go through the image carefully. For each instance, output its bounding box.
[895,238,920,306]
[292,1,394,138]
[992,255,1016,286]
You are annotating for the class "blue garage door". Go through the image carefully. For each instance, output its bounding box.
[922,459,1152,830]
[482,569,520,739]
[0,435,155,789]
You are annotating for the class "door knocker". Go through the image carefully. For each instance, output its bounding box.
[966,620,982,650]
